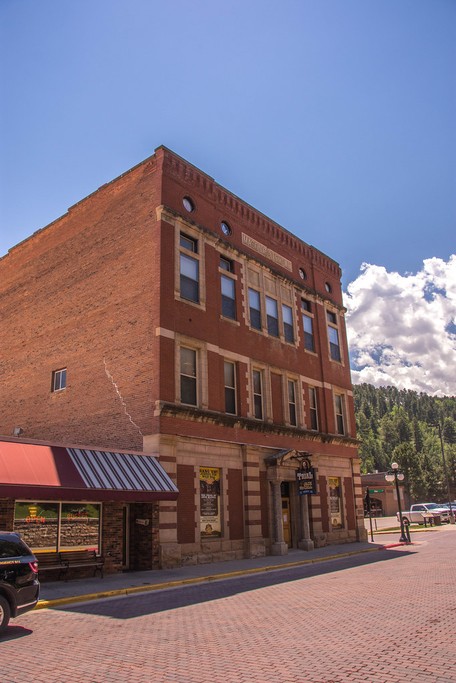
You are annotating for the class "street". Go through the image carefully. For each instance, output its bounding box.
[2,529,456,683]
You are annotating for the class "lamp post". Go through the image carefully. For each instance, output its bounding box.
[432,423,455,524]
[385,462,408,543]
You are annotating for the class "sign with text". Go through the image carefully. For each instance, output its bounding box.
[296,462,316,495]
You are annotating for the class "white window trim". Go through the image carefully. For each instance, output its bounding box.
[175,223,206,310]
[175,336,209,409]
[326,308,344,365]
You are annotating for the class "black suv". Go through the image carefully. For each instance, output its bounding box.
[0,532,40,632]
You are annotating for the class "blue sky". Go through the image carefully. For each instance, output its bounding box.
[1,1,455,394]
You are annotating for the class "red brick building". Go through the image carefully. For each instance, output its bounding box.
[0,146,367,570]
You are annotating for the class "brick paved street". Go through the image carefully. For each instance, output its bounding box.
[1,530,456,683]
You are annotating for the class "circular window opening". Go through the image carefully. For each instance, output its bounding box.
[299,268,307,280]
[221,221,232,236]
[183,196,195,213]
[325,282,332,293]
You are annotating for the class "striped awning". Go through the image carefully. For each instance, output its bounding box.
[0,440,178,502]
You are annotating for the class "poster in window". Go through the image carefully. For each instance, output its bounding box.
[200,467,221,537]
[328,476,343,529]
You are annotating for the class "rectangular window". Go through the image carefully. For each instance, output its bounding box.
[282,304,294,343]
[327,311,341,362]
[180,253,199,303]
[288,380,297,426]
[335,394,345,435]
[266,296,279,337]
[302,300,315,352]
[224,361,237,415]
[180,233,198,253]
[221,274,236,319]
[309,387,319,431]
[220,256,233,272]
[51,368,67,392]
[252,369,263,419]
[13,502,101,553]
[180,347,197,406]
[249,288,262,330]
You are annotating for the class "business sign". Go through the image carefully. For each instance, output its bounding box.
[200,467,221,537]
[369,488,384,494]
[296,460,316,495]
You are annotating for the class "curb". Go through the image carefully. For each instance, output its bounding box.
[36,545,391,610]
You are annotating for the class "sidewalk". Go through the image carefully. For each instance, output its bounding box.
[37,538,394,609]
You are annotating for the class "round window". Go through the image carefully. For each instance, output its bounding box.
[221,221,232,236]
[325,282,332,293]
[183,196,195,213]
[299,268,307,280]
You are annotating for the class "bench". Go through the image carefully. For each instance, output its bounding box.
[36,551,69,581]
[60,549,104,578]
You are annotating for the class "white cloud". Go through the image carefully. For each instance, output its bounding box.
[344,256,456,397]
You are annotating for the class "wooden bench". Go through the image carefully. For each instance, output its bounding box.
[36,551,69,581]
[60,550,104,578]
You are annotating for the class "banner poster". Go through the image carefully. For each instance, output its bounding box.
[200,467,221,537]
[328,476,343,529]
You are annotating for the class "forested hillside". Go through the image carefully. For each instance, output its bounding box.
[353,384,456,502]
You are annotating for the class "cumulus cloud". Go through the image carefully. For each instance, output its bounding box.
[344,256,456,397]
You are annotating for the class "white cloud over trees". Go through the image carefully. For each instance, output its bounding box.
[344,256,456,396]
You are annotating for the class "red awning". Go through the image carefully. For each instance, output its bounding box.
[0,440,178,502]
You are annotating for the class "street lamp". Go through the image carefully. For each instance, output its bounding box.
[431,423,455,524]
[385,462,408,543]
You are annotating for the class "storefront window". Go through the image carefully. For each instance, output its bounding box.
[14,502,59,551]
[200,467,221,538]
[60,504,101,551]
[14,501,101,553]
[328,477,344,529]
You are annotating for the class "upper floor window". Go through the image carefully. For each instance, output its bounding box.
[248,288,262,331]
[309,387,318,431]
[180,347,197,406]
[334,394,345,435]
[252,369,264,420]
[282,304,294,344]
[287,379,297,426]
[266,296,279,337]
[180,233,199,303]
[220,257,236,320]
[327,311,341,362]
[224,361,237,415]
[302,299,315,352]
[51,368,67,392]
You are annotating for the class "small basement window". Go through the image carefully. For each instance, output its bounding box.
[51,368,67,392]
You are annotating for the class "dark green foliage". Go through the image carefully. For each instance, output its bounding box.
[354,384,456,502]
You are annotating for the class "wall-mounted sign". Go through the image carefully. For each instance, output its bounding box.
[296,459,316,495]
[200,467,221,537]
[329,476,343,529]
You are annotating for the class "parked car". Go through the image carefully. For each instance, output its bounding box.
[398,503,451,525]
[0,532,40,633]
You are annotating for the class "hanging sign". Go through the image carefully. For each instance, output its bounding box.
[296,459,316,495]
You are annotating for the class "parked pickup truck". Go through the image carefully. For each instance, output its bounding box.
[398,503,451,525]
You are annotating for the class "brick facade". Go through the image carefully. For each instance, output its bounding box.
[0,146,367,571]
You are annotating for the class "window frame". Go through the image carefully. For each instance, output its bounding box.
[301,299,315,353]
[252,369,264,420]
[178,230,204,306]
[219,255,237,321]
[308,387,319,431]
[334,393,346,435]
[282,303,294,344]
[51,368,67,392]
[287,379,298,427]
[327,310,342,362]
[224,360,237,415]
[180,346,198,406]
[265,296,279,337]
[248,288,262,331]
